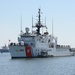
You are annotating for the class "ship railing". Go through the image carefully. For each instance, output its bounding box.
[56,45,70,48]
[9,42,34,47]
[9,42,28,46]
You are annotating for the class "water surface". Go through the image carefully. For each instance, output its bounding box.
[0,53,75,75]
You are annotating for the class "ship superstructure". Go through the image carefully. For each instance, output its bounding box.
[9,9,74,58]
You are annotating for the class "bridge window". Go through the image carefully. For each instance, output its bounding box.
[20,49,24,51]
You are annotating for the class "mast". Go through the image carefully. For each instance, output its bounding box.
[32,8,46,35]
[37,8,41,35]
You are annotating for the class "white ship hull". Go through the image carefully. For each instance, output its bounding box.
[48,50,74,57]
[9,45,74,58]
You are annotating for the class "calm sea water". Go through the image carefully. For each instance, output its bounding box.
[0,53,75,75]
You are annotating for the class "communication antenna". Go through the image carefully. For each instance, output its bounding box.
[45,17,47,31]
[42,18,43,34]
[20,15,22,32]
[32,16,33,33]
[52,18,54,35]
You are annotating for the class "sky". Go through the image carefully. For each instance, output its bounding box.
[0,0,75,48]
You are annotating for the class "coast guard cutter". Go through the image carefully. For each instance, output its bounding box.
[9,9,74,58]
